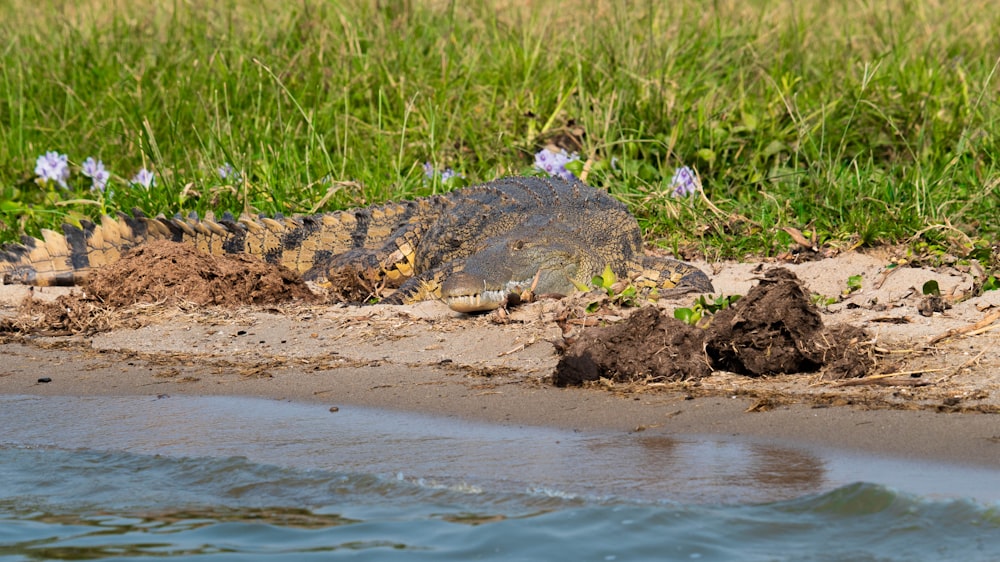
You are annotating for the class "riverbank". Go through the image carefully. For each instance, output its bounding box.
[2,249,998,467]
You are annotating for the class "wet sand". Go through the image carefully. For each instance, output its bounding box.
[1,337,998,467]
[6,393,1000,503]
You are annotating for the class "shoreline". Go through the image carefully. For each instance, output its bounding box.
[2,338,998,468]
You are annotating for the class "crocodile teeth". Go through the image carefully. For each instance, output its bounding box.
[444,289,508,313]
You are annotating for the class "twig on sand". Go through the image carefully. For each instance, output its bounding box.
[925,309,1000,347]
[874,265,903,290]
[967,322,1000,337]
[935,348,990,383]
[833,369,946,387]
[498,343,526,356]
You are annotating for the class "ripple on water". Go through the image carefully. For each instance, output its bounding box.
[0,395,998,561]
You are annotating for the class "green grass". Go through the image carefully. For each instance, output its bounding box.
[2,0,998,263]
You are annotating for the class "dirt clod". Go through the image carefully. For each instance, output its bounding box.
[918,295,950,317]
[553,268,876,386]
[1,241,317,336]
[1,293,121,336]
[706,268,828,376]
[552,307,710,386]
[85,240,317,307]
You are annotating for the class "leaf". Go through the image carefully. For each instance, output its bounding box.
[674,308,698,325]
[564,159,585,177]
[601,264,616,287]
[967,246,993,262]
[0,200,28,212]
[638,162,660,182]
[922,280,941,296]
[846,275,863,293]
[811,294,837,307]
[782,226,814,249]
[695,148,716,165]
[762,140,787,157]
[590,159,610,173]
[444,175,468,188]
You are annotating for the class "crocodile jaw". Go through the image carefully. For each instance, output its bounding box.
[443,289,509,313]
[441,275,537,313]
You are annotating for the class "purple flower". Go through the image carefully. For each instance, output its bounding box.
[423,161,462,183]
[669,166,700,198]
[81,157,111,192]
[533,148,579,181]
[34,151,70,189]
[218,162,240,182]
[131,168,156,190]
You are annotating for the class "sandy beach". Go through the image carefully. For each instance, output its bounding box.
[2,248,999,467]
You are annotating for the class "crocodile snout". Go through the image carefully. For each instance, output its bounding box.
[440,271,534,313]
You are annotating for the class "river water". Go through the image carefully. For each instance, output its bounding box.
[1,394,997,560]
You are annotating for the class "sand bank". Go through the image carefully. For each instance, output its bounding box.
[2,249,998,466]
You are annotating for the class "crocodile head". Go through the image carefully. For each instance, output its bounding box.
[440,233,594,313]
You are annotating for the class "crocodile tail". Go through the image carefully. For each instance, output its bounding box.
[0,210,160,286]
[1,198,444,287]
[632,255,715,295]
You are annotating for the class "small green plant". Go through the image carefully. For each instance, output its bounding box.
[585,265,639,312]
[811,294,838,307]
[844,274,863,295]
[964,239,999,295]
[674,294,741,326]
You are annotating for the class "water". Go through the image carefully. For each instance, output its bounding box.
[1,395,998,561]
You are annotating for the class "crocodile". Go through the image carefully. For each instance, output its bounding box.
[0,176,713,312]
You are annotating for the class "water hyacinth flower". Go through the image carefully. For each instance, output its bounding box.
[218,162,241,183]
[534,147,579,181]
[81,157,111,192]
[423,161,462,183]
[131,168,156,190]
[34,151,71,189]
[669,166,700,198]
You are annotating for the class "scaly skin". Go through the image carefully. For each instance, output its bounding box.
[0,176,713,311]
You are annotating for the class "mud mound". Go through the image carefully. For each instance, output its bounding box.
[706,268,827,375]
[84,240,317,307]
[553,307,710,386]
[1,241,318,336]
[325,263,387,304]
[553,268,875,386]
[0,293,124,336]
